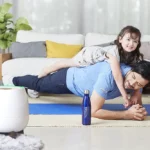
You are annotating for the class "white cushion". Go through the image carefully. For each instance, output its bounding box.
[16,31,85,45]
[2,58,69,80]
[85,33,116,46]
[141,35,150,42]
[85,33,150,47]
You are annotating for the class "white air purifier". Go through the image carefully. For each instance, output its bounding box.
[0,86,29,132]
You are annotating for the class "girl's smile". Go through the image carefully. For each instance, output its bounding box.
[119,33,139,52]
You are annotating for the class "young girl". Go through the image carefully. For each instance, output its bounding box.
[38,26,143,107]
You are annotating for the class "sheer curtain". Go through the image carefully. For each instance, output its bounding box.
[2,0,150,34]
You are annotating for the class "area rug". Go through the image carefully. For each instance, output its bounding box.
[28,103,150,127]
[0,134,44,150]
[29,103,150,115]
[27,95,150,127]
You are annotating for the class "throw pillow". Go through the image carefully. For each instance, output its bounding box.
[46,40,83,58]
[140,42,150,60]
[9,41,46,58]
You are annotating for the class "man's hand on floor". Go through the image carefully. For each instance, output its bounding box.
[124,104,147,120]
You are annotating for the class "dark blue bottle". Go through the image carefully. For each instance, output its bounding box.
[82,90,91,125]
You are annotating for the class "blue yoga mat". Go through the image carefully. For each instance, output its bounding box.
[29,104,150,115]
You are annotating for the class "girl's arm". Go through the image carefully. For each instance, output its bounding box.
[106,53,130,107]
[38,59,78,78]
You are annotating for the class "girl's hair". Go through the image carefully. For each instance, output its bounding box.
[114,25,143,65]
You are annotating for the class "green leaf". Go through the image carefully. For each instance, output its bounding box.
[6,22,11,25]
[0,13,4,23]
[0,40,8,49]
[7,28,14,32]
[7,31,16,42]
[11,33,16,42]
[0,33,4,39]
[4,13,13,21]
[7,19,14,23]
[0,3,32,47]
[0,3,12,15]
[7,40,12,47]
[1,27,7,33]
[0,22,6,29]
[16,23,32,31]
[4,32,9,39]
[15,17,29,27]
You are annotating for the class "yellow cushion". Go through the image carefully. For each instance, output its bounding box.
[46,40,83,58]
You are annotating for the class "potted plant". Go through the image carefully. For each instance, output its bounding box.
[0,3,32,52]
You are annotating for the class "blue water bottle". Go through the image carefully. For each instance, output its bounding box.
[82,90,91,125]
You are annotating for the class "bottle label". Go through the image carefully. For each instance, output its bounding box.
[84,107,90,118]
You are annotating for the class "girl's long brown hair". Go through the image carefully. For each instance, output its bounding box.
[114,26,143,65]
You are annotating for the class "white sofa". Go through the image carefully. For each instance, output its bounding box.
[1,31,150,93]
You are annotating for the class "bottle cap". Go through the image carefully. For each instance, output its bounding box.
[84,90,89,94]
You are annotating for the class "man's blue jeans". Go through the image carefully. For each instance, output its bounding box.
[13,68,73,94]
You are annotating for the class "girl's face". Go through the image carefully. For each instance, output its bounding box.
[119,33,139,52]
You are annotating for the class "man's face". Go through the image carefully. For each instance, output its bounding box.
[124,71,149,90]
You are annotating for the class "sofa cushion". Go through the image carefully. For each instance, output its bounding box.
[2,58,69,79]
[46,40,83,58]
[16,31,84,45]
[140,42,150,60]
[9,41,46,58]
[85,33,150,47]
[141,35,150,42]
[85,33,117,46]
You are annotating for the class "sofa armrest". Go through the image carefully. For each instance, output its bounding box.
[0,53,12,80]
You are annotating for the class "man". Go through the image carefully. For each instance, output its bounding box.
[5,60,150,121]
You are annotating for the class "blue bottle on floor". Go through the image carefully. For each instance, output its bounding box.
[82,90,91,125]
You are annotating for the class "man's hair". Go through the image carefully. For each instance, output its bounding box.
[132,60,150,81]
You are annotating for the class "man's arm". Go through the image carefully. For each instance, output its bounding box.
[91,90,146,120]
